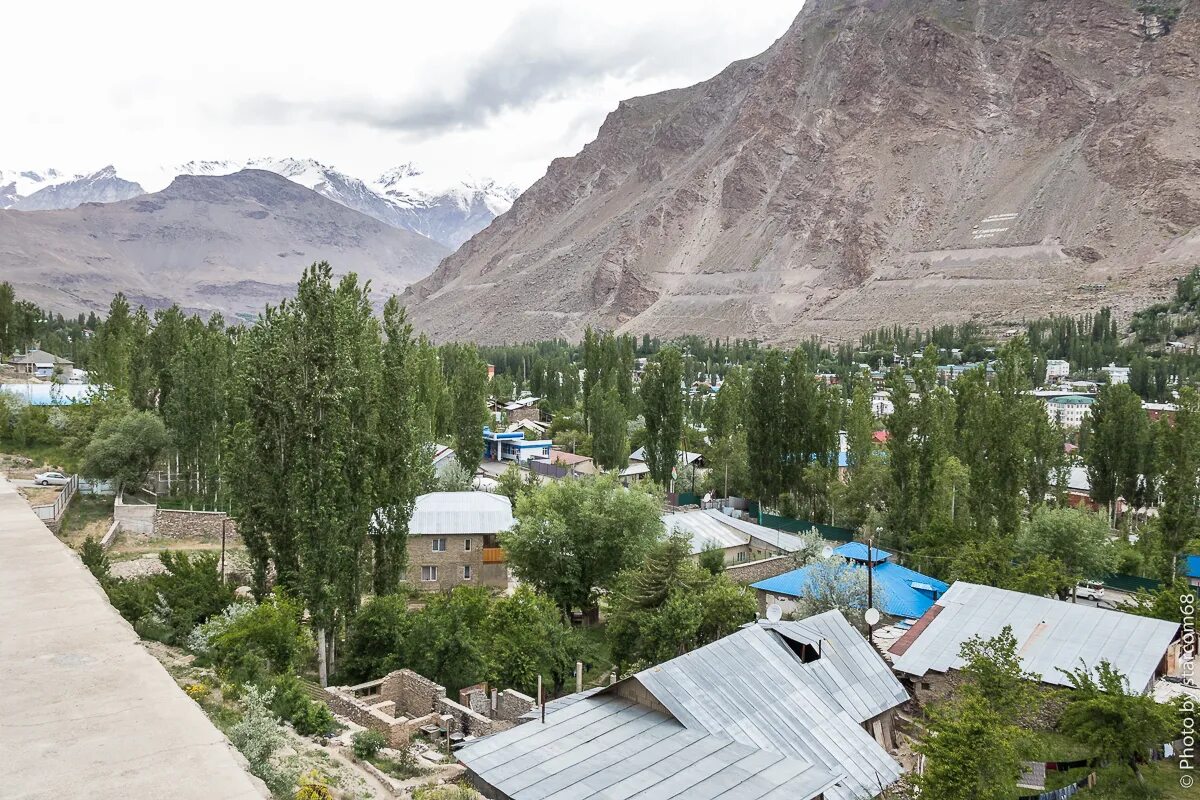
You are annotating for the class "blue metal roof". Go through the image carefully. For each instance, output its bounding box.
[751,560,949,620]
[833,542,890,563]
[1187,555,1200,580]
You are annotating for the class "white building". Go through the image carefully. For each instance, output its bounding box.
[1045,359,1070,380]
[1102,363,1130,385]
[1046,395,1095,428]
[871,390,894,417]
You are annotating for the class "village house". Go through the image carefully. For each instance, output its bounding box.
[458,611,910,800]
[502,395,541,424]
[430,444,458,480]
[528,447,596,479]
[889,582,1182,703]
[482,426,552,464]
[1101,363,1131,384]
[504,418,550,438]
[1186,556,1200,590]
[751,543,948,621]
[6,348,73,379]
[401,492,513,591]
[662,508,809,567]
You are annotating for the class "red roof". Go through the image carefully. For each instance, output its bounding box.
[889,604,943,657]
[872,431,890,443]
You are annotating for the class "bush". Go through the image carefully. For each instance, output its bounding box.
[270,675,336,736]
[106,551,234,645]
[352,729,387,760]
[208,591,312,678]
[79,536,110,579]
[412,783,476,800]
[187,601,256,660]
[227,685,292,796]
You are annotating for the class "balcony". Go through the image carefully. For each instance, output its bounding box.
[482,547,507,564]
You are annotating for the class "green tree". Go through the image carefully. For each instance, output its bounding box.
[1085,383,1151,516]
[1156,387,1200,575]
[502,474,662,621]
[371,299,432,594]
[1017,506,1116,599]
[405,586,490,695]
[748,350,787,503]
[79,409,170,491]
[340,595,411,683]
[640,346,684,487]
[484,586,578,695]
[589,374,628,471]
[1058,660,1180,781]
[445,344,488,476]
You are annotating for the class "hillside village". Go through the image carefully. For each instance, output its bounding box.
[2,267,1199,800]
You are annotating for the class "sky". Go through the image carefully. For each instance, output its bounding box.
[4,1,801,190]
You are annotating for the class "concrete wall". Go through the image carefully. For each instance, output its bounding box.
[725,555,795,586]
[113,495,155,535]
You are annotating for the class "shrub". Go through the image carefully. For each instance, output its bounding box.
[352,729,387,760]
[295,770,333,800]
[227,685,292,795]
[270,675,337,736]
[412,783,476,800]
[79,536,110,579]
[208,590,312,678]
[186,601,256,659]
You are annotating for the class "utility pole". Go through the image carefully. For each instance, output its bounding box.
[866,534,875,646]
[219,517,227,584]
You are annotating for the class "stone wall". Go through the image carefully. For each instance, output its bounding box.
[494,689,535,721]
[436,696,495,737]
[724,554,794,586]
[386,669,446,718]
[154,509,240,542]
[406,533,499,591]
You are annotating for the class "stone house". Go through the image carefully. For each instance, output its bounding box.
[403,492,513,591]
[324,669,533,747]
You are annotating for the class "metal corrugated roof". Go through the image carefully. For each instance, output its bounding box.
[459,695,840,800]
[834,542,891,563]
[638,618,902,800]
[663,511,748,554]
[751,561,948,620]
[407,492,513,536]
[701,510,808,553]
[890,582,1180,692]
[460,611,906,800]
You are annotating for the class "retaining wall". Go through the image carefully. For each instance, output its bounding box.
[113,495,156,535]
[724,554,795,585]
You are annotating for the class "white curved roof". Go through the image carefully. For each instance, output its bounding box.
[409,491,513,535]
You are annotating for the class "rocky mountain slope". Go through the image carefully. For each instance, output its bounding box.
[403,0,1200,344]
[0,170,449,319]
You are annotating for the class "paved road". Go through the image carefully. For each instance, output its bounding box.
[0,476,268,799]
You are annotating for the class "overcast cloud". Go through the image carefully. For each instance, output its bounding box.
[3,1,799,188]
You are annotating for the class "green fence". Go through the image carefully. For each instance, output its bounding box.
[1100,573,1161,593]
[752,506,856,543]
[674,492,704,507]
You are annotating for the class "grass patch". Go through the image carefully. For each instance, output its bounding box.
[59,494,114,544]
[575,621,614,689]
[0,442,77,473]
[367,752,425,781]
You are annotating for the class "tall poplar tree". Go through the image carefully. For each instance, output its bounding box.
[641,346,684,487]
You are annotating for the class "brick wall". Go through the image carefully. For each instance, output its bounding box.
[724,554,795,586]
[406,533,501,591]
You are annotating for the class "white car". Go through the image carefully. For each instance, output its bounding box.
[34,471,71,486]
[1075,582,1105,601]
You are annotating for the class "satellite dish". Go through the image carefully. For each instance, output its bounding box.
[864,608,881,627]
[821,545,835,559]
[766,604,784,623]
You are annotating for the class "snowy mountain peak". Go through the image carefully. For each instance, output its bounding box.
[3,157,521,249]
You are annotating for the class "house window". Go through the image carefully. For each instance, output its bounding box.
[921,682,932,691]
[463,565,473,580]
[432,538,447,552]
[421,565,438,582]
[736,551,747,562]
[464,538,472,551]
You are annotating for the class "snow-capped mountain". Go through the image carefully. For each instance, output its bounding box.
[0,167,68,208]
[11,166,143,211]
[1,157,521,249]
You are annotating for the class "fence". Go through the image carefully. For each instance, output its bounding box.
[529,460,572,480]
[1100,572,1161,593]
[753,503,859,542]
[31,474,78,528]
